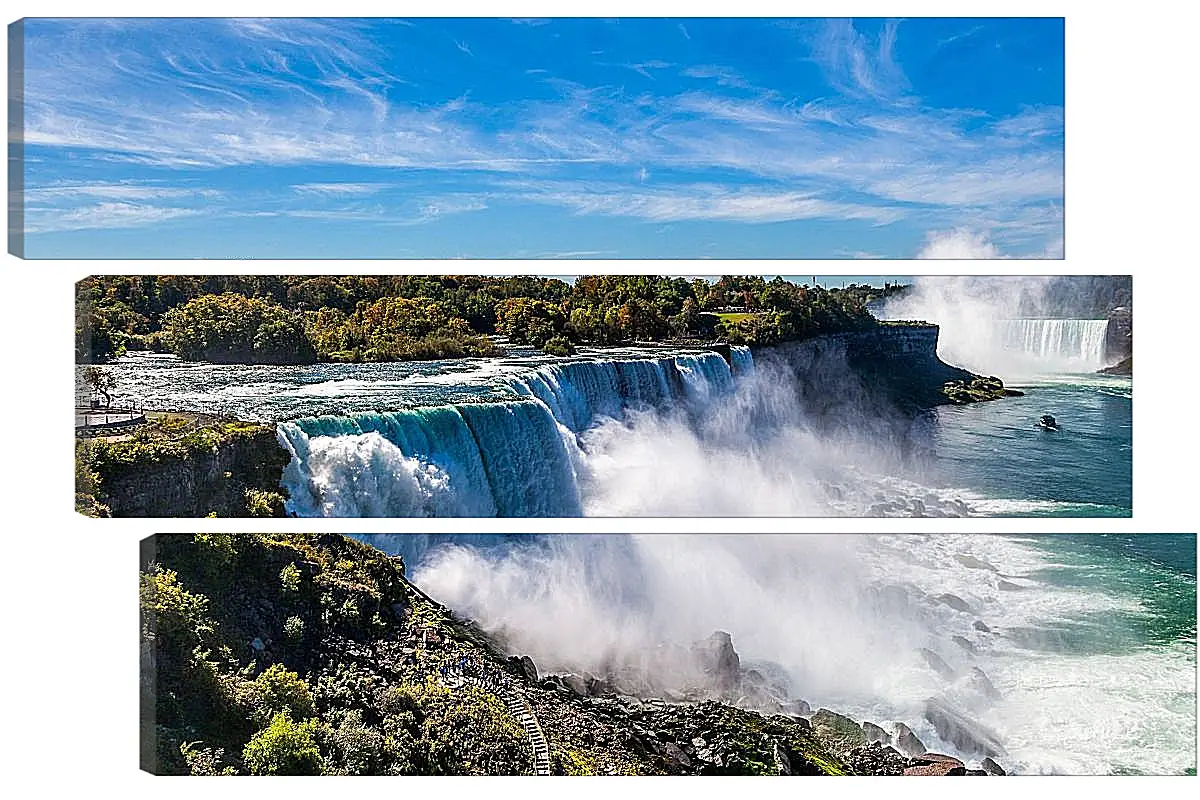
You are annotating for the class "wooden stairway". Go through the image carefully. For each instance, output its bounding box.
[442,666,551,776]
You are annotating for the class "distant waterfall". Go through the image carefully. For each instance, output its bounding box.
[278,350,747,517]
[998,319,1110,370]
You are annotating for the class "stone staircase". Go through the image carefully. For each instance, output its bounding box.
[441,666,552,776]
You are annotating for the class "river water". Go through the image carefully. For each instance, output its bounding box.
[359,532,1195,775]
[80,335,1130,517]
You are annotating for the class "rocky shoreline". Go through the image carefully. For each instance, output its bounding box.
[141,534,1012,776]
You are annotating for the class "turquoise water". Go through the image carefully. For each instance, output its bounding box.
[927,374,1132,516]
[371,532,1195,774]
[83,348,1132,517]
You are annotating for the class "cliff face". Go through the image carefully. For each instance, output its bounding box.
[92,425,289,517]
[752,324,1003,414]
[1105,308,1133,364]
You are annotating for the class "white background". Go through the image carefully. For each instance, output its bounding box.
[1,1,1196,796]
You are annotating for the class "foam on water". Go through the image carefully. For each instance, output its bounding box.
[281,351,739,516]
[398,533,1195,775]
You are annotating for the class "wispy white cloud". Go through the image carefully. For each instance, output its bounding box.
[680,65,750,89]
[20,18,1063,253]
[510,182,903,225]
[25,201,203,234]
[24,182,219,202]
[811,18,909,101]
[290,182,391,196]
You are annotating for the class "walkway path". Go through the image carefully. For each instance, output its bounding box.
[441,664,551,775]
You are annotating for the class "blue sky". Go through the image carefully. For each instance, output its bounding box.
[17,18,1064,259]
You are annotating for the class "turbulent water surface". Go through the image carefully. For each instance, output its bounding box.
[361,532,1196,775]
[84,327,1131,517]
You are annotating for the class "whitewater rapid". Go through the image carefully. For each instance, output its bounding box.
[382,533,1194,776]
[278,349,753,517]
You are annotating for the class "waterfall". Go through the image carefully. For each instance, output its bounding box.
[279,350,748,517]
[997,319,1109,370]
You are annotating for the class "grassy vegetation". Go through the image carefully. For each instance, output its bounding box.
[713,312,760,324]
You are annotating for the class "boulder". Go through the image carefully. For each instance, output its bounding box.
[893,723,927,758]
[954,554,999,572]
[563,673,589,697]
[509,655,539,683]
[972,621,992,633]
[662,741,692,770]
[982,757,1006,776]
[936,593,972,613]
[692,630,741,694]
[998,580,1024,592]
[951,635,977,654]
[863,721,891,745]
[782,698,811,716]
[788,715,813,732]
[904,753,967,776]
[966,667,1002,701]
[921,648,957,680]
[811,708,867,750]
[923,698,1006,758]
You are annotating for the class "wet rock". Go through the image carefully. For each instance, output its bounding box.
[692,631,741,694]
[973,621,992,633]
[982,757,1006,776]
[921,648,957,680]
[893,723,927,758]
[662,741,692,770]
[904,753,966,776]
[773,742,792,775]
[924,698,1006,758]
[936,593,972,613]
[782,698,811,716]
[563,673,589,697]
[846,742,908,776]
[998,580,1024,592]
[966,667,1002,701]
[863,721,891,745]
[951,635,977,654]
[955,554,999,572]
[509,655,538,683]
[811,708,867,751]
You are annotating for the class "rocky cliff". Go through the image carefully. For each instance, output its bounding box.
[753,324,1018,415]
[1105,307,1133,364]
[83,422,289,517]
[140,533,1009,777]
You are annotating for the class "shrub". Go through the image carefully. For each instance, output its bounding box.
[140,566,211,647]
[279,563,302,594]
[241,712,324,775]
[251,663,315,721]
[542,335,576,356]
[283,616,305,644]
[180,742,237,775]
[245,489,285,517]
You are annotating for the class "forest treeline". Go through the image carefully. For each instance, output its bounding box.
[77,275,906,365]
